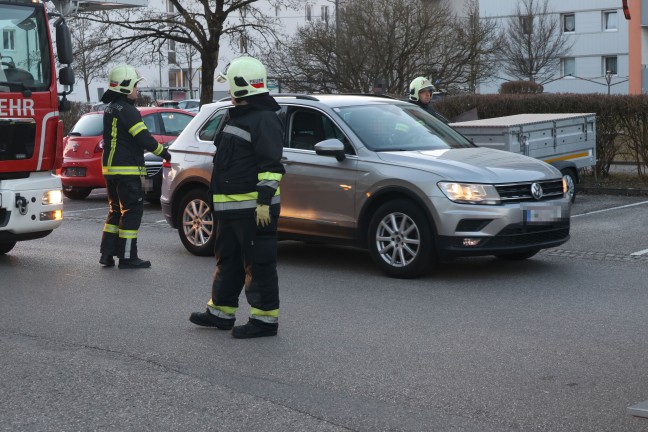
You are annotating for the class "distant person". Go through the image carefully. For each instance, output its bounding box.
[408,76,450,124]
[189,56,285,339]
[98,65,171,269]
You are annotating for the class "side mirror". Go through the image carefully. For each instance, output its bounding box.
[314,138,346,162]
[58,66,74,86]
[55,19,73,65]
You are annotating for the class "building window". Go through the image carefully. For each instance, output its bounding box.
[321,5,329,22]
[2,29,15,51]
[166,0,175,14]
[562,14,575,33]
[520,15,533,34]
[604,11,617,31]
[275,6,280,16]
[604,56,618,75]
[240,6,247,18]
[306,4,312,21]
[563,58,575,77]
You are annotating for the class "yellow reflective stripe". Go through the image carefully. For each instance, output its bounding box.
[258,172,283,181]
[129,121,147,137]
[152,143,164,155]
[102,166,146,175]
[274,187,280,196]
[119,229,138,239]
[250,308,279,318]
[107,118,118,168]
[213,192,258,203]
[208,300,237,316]
[103,223,119,233]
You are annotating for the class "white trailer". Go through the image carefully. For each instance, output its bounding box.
[450,113,596,202]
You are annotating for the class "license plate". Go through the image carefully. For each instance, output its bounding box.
[521,203,562,223]
[65,167,86,177]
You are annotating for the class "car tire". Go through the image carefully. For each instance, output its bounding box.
[495,250,540,260]
[561,168,577,203]
[177,189,216,256]
[367,199,434,279]
[0,241,16,255]
[62,186,92,200]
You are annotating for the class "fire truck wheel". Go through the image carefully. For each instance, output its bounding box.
[0,241,17,255]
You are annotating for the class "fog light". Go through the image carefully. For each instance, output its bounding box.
[42,190,63,205]
[462,238,482,247]
[40,210,62,221]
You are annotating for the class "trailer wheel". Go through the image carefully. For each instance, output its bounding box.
[561,169,577,203]
[0,241,16,255]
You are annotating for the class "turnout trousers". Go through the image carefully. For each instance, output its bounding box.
[210,208,280,322]
[100,176,144,260]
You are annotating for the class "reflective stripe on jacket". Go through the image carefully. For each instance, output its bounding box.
[102,99,164,177]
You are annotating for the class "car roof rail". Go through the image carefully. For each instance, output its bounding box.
[217,93,319,102]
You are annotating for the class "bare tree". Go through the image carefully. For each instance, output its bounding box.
[262,0,501,95]
[68,17,138,102]
[456,0,503,93]
[78,0,298,105]
[499,0,573,83]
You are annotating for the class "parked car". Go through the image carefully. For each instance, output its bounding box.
[177,99,200,113]
[161,94,571,278]
[60,107,194,201]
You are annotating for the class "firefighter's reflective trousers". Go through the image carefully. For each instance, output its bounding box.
[209,208,280,323]
[100,176,144,260]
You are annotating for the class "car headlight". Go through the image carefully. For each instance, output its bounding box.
[438,182,500,205]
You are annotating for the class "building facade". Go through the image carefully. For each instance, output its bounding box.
[479,0,629,94]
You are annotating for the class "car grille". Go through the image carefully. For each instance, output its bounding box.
[484,222,570,248]
[145,163,162,178]
[495,180,564,203]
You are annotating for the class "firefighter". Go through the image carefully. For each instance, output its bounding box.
[408,76,450,124]
[98,65,171,269]
[189,56,285,339]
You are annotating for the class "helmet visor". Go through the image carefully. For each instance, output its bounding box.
[216,62,230,83]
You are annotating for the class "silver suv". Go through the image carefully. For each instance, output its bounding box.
[161,94,570,278]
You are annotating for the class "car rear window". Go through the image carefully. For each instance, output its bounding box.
[337,104,474,151]
[69,113,103,136]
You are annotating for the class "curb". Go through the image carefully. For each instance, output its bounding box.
[577,186,648,197]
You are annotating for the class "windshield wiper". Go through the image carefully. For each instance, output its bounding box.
[0,81,33,96]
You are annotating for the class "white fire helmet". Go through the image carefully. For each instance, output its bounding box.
[216,56,269,98]
[107,65,144,95]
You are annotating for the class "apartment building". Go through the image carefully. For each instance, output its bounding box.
[479,0,628,94]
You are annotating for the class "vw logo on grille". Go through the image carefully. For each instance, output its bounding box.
[531,182,543,200]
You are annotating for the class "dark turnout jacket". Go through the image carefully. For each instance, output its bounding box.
[101,96,164,177]
[210,96,285,218]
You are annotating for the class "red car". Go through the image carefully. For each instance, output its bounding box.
[60,107,194,200]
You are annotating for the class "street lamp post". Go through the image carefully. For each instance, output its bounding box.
[605,70,613,95]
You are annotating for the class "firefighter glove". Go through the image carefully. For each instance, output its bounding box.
[161,149,172,162]
[255,204,271,227]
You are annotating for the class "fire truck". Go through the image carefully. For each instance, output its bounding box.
[0,0,144,255]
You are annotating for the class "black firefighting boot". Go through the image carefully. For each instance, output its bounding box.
[100,231,118,267]
[189,309,235,330]
[118,258,151,269]
[232,318,278,339]
[117,237,151,269]
[99,255,115,267]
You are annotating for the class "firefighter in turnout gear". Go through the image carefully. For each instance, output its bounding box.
[408,76,449,124]
[99,65,171,269]
[189,56,285,338]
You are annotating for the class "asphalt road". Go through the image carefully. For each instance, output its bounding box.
[1,191,648,431]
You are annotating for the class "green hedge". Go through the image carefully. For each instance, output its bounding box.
[434,94,647,177]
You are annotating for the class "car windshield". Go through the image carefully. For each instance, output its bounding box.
[0,4,51,93]
[69,113,103,136]
[336,103,474,151]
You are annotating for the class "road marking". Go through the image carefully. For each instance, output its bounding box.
[64,207,108,214]
[155,219,167,224]
[572,200,648,218]
[631,248,648,256]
